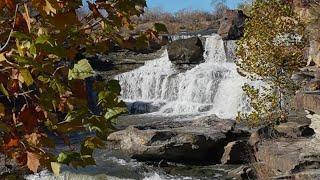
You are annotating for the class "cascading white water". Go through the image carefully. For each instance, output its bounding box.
[116,34,247,118]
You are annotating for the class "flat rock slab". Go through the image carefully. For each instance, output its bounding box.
[108,115,250,164]
[256,138,320,174]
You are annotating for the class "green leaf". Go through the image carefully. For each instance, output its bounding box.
[106,80,122,95]
[35,35,50,44]
[30,43,37,56]
[81,137,105,156]
[68,59,94,80]
[13,32,32,40]
[21,69,34,86]
[0,84,9,97]
[153,23,168,33]
[0,122,10,133]
[50,162,61,176]
[57,151,82,165]
[13,55,29,63]
[104,107,127,120]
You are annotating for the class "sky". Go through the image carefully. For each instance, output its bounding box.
[147,0,244,12]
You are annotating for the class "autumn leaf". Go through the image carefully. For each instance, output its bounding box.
[23,3,32,33]
[70,80,87,99]
[27,151,40,173]
[3,134,20,150]
[17,106,39,132]
[32,0,59,16]
[12,151,27,166]
[0,1,5,9]
[87,1,100,18]
[4,0,16,11]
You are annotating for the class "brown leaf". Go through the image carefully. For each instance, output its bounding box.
[12,151,27,166]
[87,1,100,18]
[5,0,15,11]
[0,1,5,9]
[66,46,78,60]
[3,133,20,150]
[27,151,40,173]
[17,106,39,132]
[25,133,42,146]
[71,80,86,99]
[22,3,32,33]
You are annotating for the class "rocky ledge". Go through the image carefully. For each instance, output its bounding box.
[108,112,320,179]
[108,115,251,164]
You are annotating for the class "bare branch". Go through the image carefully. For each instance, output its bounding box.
[0,4,20,52]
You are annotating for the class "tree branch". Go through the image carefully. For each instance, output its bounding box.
[0,4,20,53]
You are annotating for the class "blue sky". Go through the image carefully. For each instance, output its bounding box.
[147,0,244,12]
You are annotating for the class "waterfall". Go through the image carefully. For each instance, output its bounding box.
[116,34,247,119]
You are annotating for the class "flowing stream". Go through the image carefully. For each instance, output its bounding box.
[26,34,248,180]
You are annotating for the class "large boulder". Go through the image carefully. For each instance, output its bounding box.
[107,115,250,164]
[218,10,248,40]
[167,37,204,67]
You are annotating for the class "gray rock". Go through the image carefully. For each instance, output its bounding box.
[248,124,280,147]
[227,165,255,180]
[275,122,315,138]
[218,10,248,40]
[255,139,320,175]
[87,47,165,79]
[108,115,250,164]
[221,140,252,164]
[167,37,204,67]
[293,92,320,115]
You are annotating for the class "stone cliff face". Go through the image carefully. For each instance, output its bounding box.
[290,1,320,115]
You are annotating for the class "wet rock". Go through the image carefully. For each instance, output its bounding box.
[221,140,252,164]
[227,165,255,180]
[218,10,248,40]
[108,115,250,164]
[167,37,204,67]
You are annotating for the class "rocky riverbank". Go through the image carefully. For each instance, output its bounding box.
[106,111,320,179]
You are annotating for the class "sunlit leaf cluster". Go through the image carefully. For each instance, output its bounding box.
[0,0,164,175]
[235,0,308,126]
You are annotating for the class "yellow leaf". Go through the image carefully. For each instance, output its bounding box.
[51,162,61,176]
[0,53,6,61]
[20,69,33,86]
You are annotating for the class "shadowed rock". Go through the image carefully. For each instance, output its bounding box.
[218,10,248,40]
